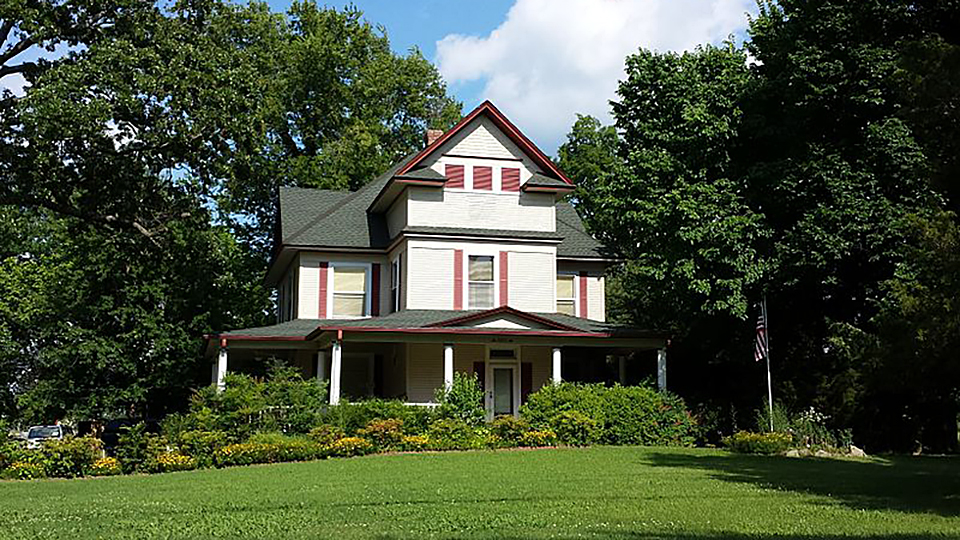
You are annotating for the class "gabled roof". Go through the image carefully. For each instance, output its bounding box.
[395,101,573,186]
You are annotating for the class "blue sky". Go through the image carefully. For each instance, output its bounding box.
[1,1,757,155]
[266,0,757,154]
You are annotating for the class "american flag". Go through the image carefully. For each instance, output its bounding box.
[754,309,768,362]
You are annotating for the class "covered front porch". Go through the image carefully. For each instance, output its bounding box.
[207,308,669,417]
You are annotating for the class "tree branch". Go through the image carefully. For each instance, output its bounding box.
[0,61,37,79]
[0,36,37,67]
[0,20,15,46]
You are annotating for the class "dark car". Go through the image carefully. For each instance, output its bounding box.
[101,419,161,452]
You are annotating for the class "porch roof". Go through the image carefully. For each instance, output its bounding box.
[211,308,666,344]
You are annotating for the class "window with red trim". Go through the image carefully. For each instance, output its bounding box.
[473,166,492,190]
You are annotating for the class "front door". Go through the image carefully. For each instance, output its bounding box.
[492,366,516,416]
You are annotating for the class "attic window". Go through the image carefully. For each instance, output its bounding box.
[468,255,495,309]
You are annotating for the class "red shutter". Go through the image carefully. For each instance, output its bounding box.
[473,166,492,190]
[445,164,464,188]
[370,263,381,316]
[453,249,464,310]
[579,271,588,318]
[499,251,508,307]
[318,262,329,318]
[502,168,521,192]
[521,362,533,403]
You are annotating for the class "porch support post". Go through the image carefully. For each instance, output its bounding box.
[330,340,342,405]
[618,355,627,385]
[657,348,667,391]
[552,347,562,384]
[216,339,228,392]
[316,350,327,384]
[443,343,454,390]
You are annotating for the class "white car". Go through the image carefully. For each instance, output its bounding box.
[25,425,72,449]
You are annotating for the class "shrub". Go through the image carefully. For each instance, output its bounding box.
[552,411,600,446]
[434,372,485,426]
[116,423,167,473]
[173,430,230,469]
[490,415,530,446]
[40,437,103,478]
[323,400,436,435]
[187,363,327,438]
[521,383,697,447]
[90,457,122,476]
[154,452,197,473]
[357,418,405,451]
[0,440,29,471]
[520,429,558,447]
[427,418,481,451]
[308,425,346,446]
[2,461,45,480]
[215,443,279,467]
[329,437,372,458]
[400,435,430,451]
[722,431,794,455]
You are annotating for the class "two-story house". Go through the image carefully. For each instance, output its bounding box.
[206,101,668,417]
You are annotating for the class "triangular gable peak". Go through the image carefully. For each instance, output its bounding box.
[427,307,580,332]
[400,101,571,184]
[368,101,572,212]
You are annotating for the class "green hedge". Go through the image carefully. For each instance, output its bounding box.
[722,431,793,455]
[520,383,697,446]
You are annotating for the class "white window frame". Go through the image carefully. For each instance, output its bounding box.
[390,254,402,313]
[556,272,579,316]
[327,262,372,319]
[465,251,499,310]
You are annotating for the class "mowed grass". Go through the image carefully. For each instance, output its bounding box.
[1,447,958,540]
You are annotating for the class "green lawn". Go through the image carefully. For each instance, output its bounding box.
[0,447,958,539]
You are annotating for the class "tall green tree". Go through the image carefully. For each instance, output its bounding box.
[0,0,460,422]
[562,0,960,450]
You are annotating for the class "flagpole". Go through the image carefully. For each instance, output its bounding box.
[763,294,774,432]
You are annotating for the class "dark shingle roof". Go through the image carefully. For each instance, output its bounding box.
[277,157,610,259]
[524,173,574,189]
[217,310,662,339]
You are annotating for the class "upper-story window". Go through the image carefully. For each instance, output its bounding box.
[390,255,402,313]
[331,265,368,318]
[468,255,495,309]
[556,273,577,316]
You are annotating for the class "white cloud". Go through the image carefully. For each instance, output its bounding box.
[0,73,29,97]
[436,0,755,152]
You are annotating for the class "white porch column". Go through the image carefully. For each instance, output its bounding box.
[443,343,454,390]
[216,340,228,392]
[316,350,327,383]
[657,348,667,391]
[551,347,562,384]
[329,341,342,405]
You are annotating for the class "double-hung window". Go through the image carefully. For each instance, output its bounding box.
[332,265,367,317]
[468,255,495,309]
[556,273,577,315]
[390,256,402,313]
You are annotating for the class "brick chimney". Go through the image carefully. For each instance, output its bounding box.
[425,129,444,147]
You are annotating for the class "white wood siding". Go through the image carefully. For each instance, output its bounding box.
[297,256,320,319]
[406,343,443,403]
[507,250,555,313]
[587,274,606,322]
[386,190,408,239]
[406,187,555,232]
[523,346,553,392]
[406,246,454,310]
[442,116,527,160]
[297,252,390,318]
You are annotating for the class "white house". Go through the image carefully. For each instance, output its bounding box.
[206,101,668,417]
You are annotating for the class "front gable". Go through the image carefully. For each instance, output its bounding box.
[428,307,580,332]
